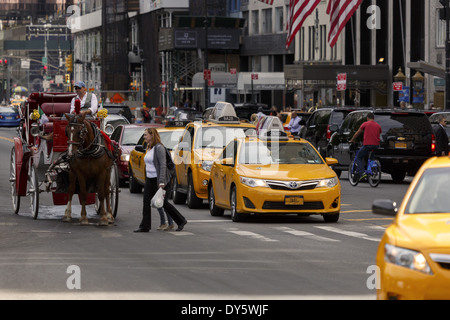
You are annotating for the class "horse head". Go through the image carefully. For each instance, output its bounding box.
[65,113,90,156]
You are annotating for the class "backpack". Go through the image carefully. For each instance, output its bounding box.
[165,147,175,171]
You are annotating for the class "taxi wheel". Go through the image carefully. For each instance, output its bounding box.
[172,175,187,204]
[323,212,340,223]
[129,167,142,193]
[230,186,244,222]
[208,184,224,216]
[187,173,202,209]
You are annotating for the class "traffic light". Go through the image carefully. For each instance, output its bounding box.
[65,73,70,84]
[66,54,73,72]
[43,65,48,74]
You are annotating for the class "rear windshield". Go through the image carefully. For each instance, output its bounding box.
[377,113,431,135]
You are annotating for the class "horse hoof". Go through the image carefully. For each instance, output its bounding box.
[62,216,71,223]
[98,220,109,226]
[80,218,89,225]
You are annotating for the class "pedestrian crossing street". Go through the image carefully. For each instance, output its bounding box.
[166,219,388,243]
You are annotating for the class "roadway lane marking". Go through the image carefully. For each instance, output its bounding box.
[274,227,340,242]
[227,229,278,242]
[315,226,380,242]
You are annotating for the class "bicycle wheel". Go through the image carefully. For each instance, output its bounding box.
[368,160,382,187]
[348,159,359,186]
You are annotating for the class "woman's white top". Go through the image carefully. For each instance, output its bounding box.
[144,147,157,178]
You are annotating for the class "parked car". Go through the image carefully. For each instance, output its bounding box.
[327,109,436,181]
[372,156,450,299]
[101,114,130,135]
[174,108,203,121]
[301,107,359,157]
[101,103,134,123]
[233,103,271,121]
[0,105,21,127]
[110,123,164,186]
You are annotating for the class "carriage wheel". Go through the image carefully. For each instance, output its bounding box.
[28,164,39,219]
[10,147,20,214]
[95,163,119,218]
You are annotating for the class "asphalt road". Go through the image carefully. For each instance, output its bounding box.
[0,127,412,301]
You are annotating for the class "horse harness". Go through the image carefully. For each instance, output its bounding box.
[66,117,111,159]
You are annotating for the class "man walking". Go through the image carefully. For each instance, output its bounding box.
[435,115,449,156]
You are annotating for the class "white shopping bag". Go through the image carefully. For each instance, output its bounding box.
[151,187,166,208]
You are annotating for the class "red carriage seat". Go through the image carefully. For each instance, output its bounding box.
[40,102,72,134]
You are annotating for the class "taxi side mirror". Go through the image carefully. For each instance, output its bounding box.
[325,157,338,166]
[135,145,145,152]
[372,199,398,216]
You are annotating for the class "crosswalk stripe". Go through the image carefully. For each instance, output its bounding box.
[274,227,340,242]
[227,229,278,242]
[315,226,380,242]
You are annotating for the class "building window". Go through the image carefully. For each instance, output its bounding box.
[262,8,272,34]
[275,7,283,33]
[437,9,446,48]
[252,10,259,35]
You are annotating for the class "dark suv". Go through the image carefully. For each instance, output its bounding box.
[233,103,271,120]
[301,107,358,157]
[327,109,435,181]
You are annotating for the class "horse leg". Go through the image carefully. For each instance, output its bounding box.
[97,178,109,226]
[77,176,89,225]
[63,172,76,222]
[104,169,114,224]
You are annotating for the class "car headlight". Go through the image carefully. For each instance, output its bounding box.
[317,177,338,188]
[120,154,129,162]
[385,244,432,275]
[240,176,268,188]
[201,160,213,172]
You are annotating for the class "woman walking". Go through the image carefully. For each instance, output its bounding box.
[134,128,187,232]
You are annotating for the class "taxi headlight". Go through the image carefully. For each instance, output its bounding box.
[120,154,129,162]
[385,244,432,275]
[201,160,213,172]
[317,177,338,188]
[240,176,268,188]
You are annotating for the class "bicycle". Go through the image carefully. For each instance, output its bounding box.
[348,148,381,187]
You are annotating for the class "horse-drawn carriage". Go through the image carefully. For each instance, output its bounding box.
[10,92,119,225]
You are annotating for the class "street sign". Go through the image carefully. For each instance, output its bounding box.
[251,73,258,80]
[337,73,347,91]
[161,81,166,93]
[230,68,237,75]
[208,80,214,86]
[393,82,403,91]
[203,69,211,80]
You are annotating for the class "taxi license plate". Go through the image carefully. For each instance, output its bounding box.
[5,117,12,120]
[285,196,304,205]
[395,142,407,149]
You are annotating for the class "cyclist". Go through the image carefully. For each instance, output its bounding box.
[349,112,382,180]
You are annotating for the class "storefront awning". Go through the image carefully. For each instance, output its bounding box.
[192,72,285,91]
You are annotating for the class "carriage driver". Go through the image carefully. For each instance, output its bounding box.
[71,81,98,119]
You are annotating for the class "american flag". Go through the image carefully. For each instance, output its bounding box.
[256,0,274,4]
[285,0,321,49]
[327,0,363,48]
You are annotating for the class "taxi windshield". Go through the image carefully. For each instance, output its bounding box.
[405,167,450,214]
[160,130,184,150]
[195,126,248,149]
[239,142,323,165]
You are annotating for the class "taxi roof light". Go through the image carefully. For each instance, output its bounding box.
[208,101,240,124]
[256,116,288,141]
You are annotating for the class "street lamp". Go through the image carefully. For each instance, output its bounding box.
[412,71,424,109]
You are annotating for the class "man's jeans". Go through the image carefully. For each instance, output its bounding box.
[356,145,379,175]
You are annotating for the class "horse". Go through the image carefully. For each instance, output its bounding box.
[62,113,116,226]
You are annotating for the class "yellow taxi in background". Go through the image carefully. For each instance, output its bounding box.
[208,116,341,222]
[372,156,450,300]
[128,121,186,193]
[172,102,256,208]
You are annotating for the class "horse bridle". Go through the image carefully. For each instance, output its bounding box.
[66,118,102,155]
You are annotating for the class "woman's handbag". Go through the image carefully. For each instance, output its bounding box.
[151,187,166,208]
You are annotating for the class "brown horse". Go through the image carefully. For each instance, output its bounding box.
[62,113,115,226]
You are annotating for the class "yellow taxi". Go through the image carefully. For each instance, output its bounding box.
[372,156,450,300]
[208,116,341,222]
[128,121,186,193]
[172,102,256,208]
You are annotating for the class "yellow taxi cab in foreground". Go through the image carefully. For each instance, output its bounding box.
[172,102,256,208]
[128,121,186,193]
[208,116,341,222]
[372,156,450,300]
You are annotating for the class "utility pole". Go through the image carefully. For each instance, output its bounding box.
[204,0,209,111]
[441,0,450,110]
